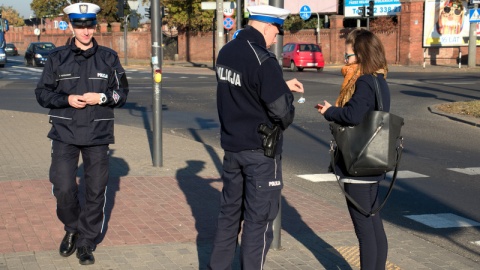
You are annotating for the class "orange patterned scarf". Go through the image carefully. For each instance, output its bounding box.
[336,64,387,107]
[336,63,361,107]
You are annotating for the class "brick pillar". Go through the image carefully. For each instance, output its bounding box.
[398,0,425,66]
[328,15,344,64]
[111,22,121,33]
[99,23,108,33]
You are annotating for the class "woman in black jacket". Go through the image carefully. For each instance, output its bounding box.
[317,28,390,270]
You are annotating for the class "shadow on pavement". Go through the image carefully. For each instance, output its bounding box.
[175,119,352,268]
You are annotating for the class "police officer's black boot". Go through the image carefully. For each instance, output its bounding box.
[59,231,78,257]
[76,246,95,265]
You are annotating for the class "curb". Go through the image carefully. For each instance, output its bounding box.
[428,105,480,128]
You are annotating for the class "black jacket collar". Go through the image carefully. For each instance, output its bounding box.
[237,25,266,48]
[70,37,98,58]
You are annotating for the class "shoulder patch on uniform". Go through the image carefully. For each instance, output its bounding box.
[248,42,276,65]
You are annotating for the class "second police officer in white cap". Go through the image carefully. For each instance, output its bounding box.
[35,1,129,265]
[208,4,304,270]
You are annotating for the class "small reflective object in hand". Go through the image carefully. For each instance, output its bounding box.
[297,96,305,103]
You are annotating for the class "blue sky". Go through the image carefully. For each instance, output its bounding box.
[2,0,33,18]
[1,1,147,19]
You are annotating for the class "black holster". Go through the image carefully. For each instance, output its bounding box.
[258,124,281,158]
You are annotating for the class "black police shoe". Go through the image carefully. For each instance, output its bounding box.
[76,246,95,265]
[59,231,78,257]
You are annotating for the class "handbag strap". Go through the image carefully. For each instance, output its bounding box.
[329,139,403,217]
[371,74,384,112]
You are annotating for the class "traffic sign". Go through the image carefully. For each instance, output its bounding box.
[59,21,68,31]
[470,9,480,22]
[223,3,235,16]
[223,17,234,30]
[34,28,41,36]
[201,1,236,10]
[299,5,312,20]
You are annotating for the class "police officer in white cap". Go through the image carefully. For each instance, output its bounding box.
[35,1,129,266]
[208,4,304,270]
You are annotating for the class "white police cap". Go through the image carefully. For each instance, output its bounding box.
[64,2,101,27]
[247,5,290,34]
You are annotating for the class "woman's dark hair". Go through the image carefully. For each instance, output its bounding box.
[346,28,388,75]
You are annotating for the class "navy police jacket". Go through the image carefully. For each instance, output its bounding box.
[216,25,295,153]
[35,38,129,146]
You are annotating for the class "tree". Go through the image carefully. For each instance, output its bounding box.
[30,0,124,23]
[0,5,25,27]
[370,16,397,33]
[284,15,323,32]
[163,0,215,33]
[30,0,67,19]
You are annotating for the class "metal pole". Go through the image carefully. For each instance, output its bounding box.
[124,15,129,66]
[316,13,320,45]
[269,0,284,66]
[236,0,242,29]
[151,0,163,167]
[215,0,224,60]
[213,13,216,67]
[468,4,478,68]
[269,0,283,251]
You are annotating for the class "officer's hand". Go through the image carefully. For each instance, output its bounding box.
[82,92,102,105]
[286,78,304,93]
[68,95,87,109]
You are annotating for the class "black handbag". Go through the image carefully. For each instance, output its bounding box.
[329,75,404,216]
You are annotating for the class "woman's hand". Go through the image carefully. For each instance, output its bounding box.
[315,100,332,115]
[286,78,304,93]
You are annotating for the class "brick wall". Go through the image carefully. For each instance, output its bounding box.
[4,1,479,67]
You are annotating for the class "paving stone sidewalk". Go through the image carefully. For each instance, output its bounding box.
[0,91,479,269]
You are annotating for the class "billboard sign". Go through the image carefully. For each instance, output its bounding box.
[344,0,401,18]
[423,0,480,47]
[244,0,338,15]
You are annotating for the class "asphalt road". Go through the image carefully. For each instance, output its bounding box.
[1,55,480,263]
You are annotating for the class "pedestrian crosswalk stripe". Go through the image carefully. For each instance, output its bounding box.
[447,167,480,175]
[12,66,43,72]
[405,213,480,228]
[386,170,429,179]
[298,170,429,182]
[297,173,336,182]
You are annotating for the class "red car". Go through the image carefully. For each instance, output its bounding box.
[282,43,325,72]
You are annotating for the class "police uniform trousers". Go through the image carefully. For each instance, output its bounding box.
[208,150,282,270]
[50,140,109,249]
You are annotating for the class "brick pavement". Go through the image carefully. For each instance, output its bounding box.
[1,68,479,269]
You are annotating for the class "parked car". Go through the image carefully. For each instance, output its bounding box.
[0,48,6,67]
[282,43,325,72]
[24,42,56,67]
[5,43,19,56]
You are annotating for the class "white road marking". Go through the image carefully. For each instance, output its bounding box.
[447,167,480,175]
[297,173,336,182]
[405,213,480,228]
[472,241,480,246]
[298,170,429,183]
[386,170,429,179]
